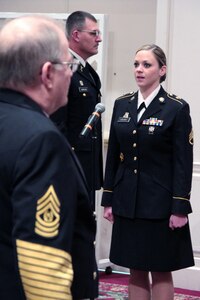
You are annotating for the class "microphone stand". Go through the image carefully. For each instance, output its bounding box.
[91,125,97,212]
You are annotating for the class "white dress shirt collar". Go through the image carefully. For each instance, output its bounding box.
[69,49,86,67]
[138,85,161,109]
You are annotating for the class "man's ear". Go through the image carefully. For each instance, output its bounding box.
[71,30,80,42]
[40,62,54,89]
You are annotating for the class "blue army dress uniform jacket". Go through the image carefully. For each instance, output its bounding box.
[102,86,193,219]
[51,62,103,190]
[0,89,98,300]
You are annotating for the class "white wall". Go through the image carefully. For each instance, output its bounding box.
[156,0,200,163]
[156,0,200,243]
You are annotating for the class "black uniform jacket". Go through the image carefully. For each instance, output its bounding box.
[101,86,193,219]
[51,62,103,190]
[0,89,98,300]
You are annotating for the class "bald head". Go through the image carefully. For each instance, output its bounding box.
[0,15,67,89]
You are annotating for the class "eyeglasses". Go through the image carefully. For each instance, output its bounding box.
[51,58,80,73]
[78,29,101,37]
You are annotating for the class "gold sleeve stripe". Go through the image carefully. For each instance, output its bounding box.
[20,269,72,284]
[103,189,113,193]
[17,246,69,265]
[173,196,190,201]
[22,277,71,291]
[19,262,72,279]
[17,239,70,259]
[18,256,69,272]
[24,287,70,300]
[24,291,70,300]
[16,240,73,300]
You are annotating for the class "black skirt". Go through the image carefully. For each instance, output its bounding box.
[110,216,194,272]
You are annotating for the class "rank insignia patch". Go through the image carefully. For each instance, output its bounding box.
[35,185,60,238]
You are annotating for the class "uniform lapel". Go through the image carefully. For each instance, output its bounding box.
[78,63,101,90]
[138,87,166,125]
[86,62,101,89]
[128,92,138,125]
[68,143,90,191]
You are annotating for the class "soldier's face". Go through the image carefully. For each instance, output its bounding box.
[77,18,102,59]
[134,50,166,91]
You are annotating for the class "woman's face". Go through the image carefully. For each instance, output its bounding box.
[134,50,166,92]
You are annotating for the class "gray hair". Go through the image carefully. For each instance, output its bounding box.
[136,44,167,83]
[0,16,64,88]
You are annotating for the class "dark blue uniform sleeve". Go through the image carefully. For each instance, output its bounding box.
[12,131,76,299]
[172,102,193,215]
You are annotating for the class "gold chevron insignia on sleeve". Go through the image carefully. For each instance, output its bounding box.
[35,185,60,238]
[16,239,73,300]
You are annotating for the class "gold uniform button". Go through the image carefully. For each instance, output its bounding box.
[83,93,86,97]
[134,156,137,161]
[93,271,97,280]
[93,240,96,247]
[133,143,137,148]
[134,169,137,174]
[72,147,75,151]
[133,130,137,135]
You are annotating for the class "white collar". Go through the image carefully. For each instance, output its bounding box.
[138,85,161,109]
[69,49,86,67]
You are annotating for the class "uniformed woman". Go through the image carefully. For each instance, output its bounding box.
[101,44,194,300]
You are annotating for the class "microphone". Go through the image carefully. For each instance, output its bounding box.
[79,103,105,138]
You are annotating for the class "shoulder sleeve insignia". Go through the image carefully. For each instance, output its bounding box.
[35,185,60,238]
[189,129,194,145]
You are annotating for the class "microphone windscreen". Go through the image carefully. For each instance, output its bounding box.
[95,103,105,113]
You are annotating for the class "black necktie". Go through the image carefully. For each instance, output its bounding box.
[137,102,146,114]
[137,102,146,122]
